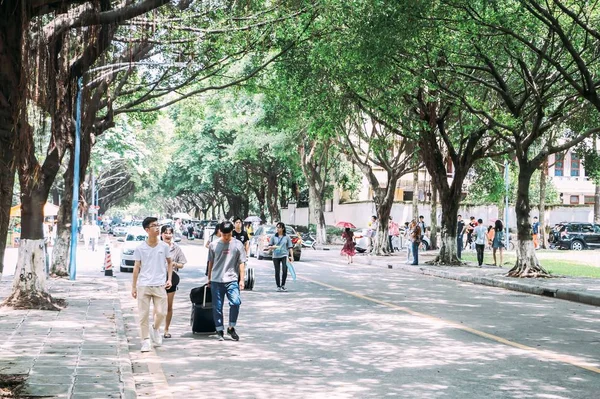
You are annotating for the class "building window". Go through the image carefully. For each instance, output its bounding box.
[403,191,413,201]
[571,153,580,177]
[570,195,580,205]
[584,195,595,205]
[555,153,564,176]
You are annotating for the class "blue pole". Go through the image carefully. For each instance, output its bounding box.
[504,160,510,249]
[69,77,83,280]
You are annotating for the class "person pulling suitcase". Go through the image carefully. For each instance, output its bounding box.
[207,221,247,341]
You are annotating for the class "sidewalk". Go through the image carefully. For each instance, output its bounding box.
[347,248,600,307]
[0,276,134,399]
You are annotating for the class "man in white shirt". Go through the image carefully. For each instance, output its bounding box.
[132,217,173,352]
[473,218,487,267]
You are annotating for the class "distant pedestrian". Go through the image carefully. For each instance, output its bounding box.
[388,216,400,253]
[207,221,246,341]
[232,217,250,256]
[368,215,378,253]
[404,222,413,264]
[492,220,505,267]
[341,228,356,264]
[457,215,465,259]
[532,216,540,249]
[160,225,187,339]
[90,222,101,251]
[81,221,93,250]
[465,216,476,250]
[132,217,173,352]
[410,219,421,265]
[473,218,487,267]
[268,222,294,291]
[205,223,221,275]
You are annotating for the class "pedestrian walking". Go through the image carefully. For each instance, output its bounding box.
[205,223,221,275]
[410,220,421,265]
[368,215,378,253]
[90,222,101,251]
[341,228,356,264]
[388,216,400,253]
[131,217,173,352]
[232,217,250,256]
[160,225,187,339]
[492,220,505,267]
[532,216,540,249]
[473,218,487,267]
[81,221,93,250]
[207,221,246,341]
[268,222,294,291]
[465,216,476,250]
[457,215,465,259]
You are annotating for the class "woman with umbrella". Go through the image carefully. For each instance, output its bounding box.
[337,222,356,264]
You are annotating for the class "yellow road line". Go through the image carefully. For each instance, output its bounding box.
[298,274,600,375]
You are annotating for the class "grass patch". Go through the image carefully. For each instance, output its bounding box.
[460,252,600,278]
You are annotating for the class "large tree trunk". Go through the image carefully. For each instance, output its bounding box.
[266,176,279,223]
[430,186,438,250]
[508,164,550,277]
[0,0,23,281]
[539,160,547,249]
[434,193,461,265]
[308,185,327,245]
[3,239,65,309]
[412,170,419,219]
[372,178,398,255]
[0,141,16,279]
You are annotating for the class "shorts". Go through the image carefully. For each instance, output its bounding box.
[166,271,180,293]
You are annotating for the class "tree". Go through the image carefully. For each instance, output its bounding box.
[1,0,172,309]
[437,1,600,277]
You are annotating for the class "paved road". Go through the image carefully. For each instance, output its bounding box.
[111,243,600,399]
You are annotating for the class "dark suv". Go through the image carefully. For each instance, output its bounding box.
[552,222,600,250]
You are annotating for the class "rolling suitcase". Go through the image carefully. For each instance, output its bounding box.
[244,267,255,290]
[190,285,215,334]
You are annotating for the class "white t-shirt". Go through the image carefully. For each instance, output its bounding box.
[134,241,171,286]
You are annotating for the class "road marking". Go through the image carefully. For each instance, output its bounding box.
[293,267,600,375]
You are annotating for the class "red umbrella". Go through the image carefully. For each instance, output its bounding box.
[336,221,356,229]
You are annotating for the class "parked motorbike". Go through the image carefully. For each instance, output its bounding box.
[301,233,316,250]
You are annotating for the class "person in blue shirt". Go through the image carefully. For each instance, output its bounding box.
[532,216,540,249]
[268,222,294,292]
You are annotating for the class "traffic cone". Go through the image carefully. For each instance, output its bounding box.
[104,244,113,276]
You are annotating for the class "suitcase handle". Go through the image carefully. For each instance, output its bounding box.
[203,285,207,307]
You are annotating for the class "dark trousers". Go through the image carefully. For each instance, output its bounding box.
[412,241,419,264]
[388,235,393,252]
[476,244,485,266]
[273,257,288,287]
[466,233,472,249]
[457,236,463,259]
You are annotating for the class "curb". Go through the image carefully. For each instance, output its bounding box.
[353,258,600,308]
[114,281,136,399]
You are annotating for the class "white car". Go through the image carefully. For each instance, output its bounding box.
[118,227,147,272]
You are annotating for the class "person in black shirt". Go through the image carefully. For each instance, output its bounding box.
[456,215,466,260]
[232,217,250,256]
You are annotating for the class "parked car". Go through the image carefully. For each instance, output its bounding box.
[249,225,302,261]
[553,222,600,250]
[354,228,430,252]
[118,227,147,272]
[112,224,128,237]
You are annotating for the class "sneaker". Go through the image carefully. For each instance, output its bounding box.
[216,330,225,341]
[141,339,152,352]
[281,286,287,292]
[227,327,239,341]
[277,286,282,292]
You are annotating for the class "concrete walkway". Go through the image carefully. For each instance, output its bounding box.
[0,276,134,399]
